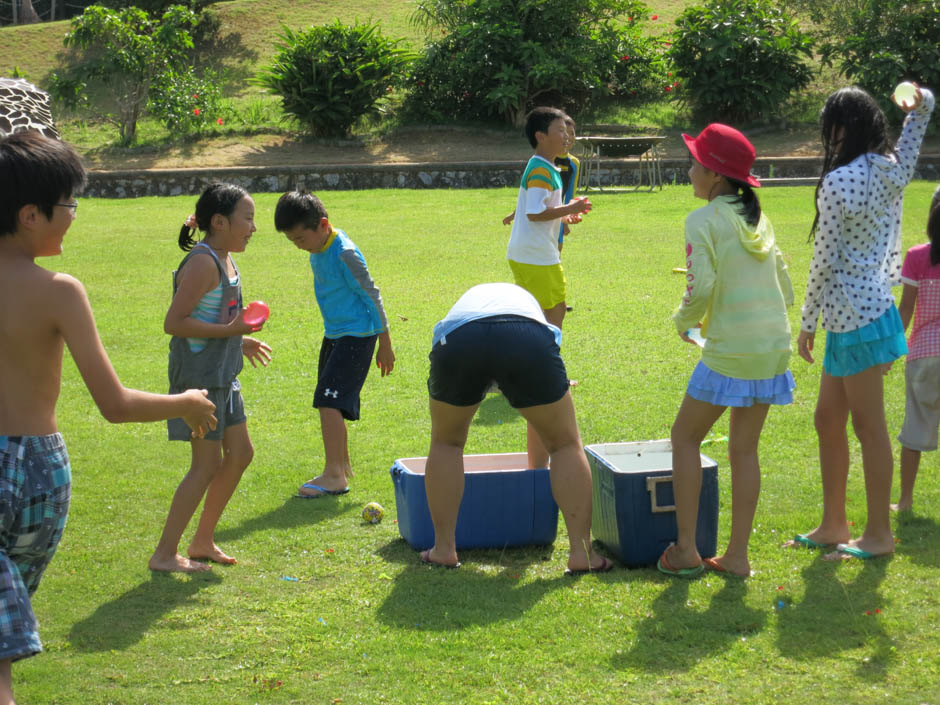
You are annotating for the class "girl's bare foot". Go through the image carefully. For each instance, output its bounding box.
[704,555,750,577]
[187,542,237,565]
[782,526,849,549]
[664,542,701,571]
[822,536,895,561]
[149,552,210,573]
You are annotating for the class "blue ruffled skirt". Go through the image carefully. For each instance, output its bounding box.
[823,305,907,377]
[687,361,795,407]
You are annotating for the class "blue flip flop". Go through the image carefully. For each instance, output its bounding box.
[295,482,350,499]
[789,533,833,550]
[834,543,879,560]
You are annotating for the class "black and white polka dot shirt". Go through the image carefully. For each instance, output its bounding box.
[801,89,935,334]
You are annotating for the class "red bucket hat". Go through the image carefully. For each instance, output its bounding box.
[682,123,761,187]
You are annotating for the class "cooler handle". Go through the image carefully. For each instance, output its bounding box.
[646,475,675,514]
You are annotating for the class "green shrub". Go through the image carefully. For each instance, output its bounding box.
[606,23,674,103]
[403,0,663,126]
[54,4,198,143]
[256,21,415,138]
[147,67,224,134]
[667,0,814,123]
[817,0,940,120]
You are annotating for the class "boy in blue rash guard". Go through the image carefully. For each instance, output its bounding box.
[275,191,395,499]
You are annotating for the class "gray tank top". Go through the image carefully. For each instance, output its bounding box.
[168,243,244,389]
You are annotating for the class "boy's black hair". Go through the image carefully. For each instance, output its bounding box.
[524,106,568,149]
[178,182,250,251]
[274,190,329,233]
[0,130,86,237]
[810,86,890,238]
[929,186,940,266]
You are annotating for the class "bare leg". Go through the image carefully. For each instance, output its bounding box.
[526,422,549,470]
[297,407,352,497]
[423,398,479,566]
[528,302,572,464]
[0,658,14,705]
[892,446,920,511]
[710,403,770,576]
[825,364,895,559]
[669,394,726,569]
[149,439,220,573]
[519,391,608,572]
[786,372,852,548]
[543,302,566,329]
[188,422,253,564]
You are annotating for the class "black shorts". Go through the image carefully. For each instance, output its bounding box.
[314,335,377,421]
[428,316,569,408]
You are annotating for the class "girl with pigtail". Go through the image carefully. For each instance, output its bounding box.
[149,183,272,573]
[660,124,795,578]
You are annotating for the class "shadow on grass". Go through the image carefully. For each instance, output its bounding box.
[375,537,557,570]
[375,558,568,631]
[471,394,520,427]
[776,555,894,679]
[214,496,357,544]
[611,576,764,673]
[68,571,221,652]
[895,512,940,568]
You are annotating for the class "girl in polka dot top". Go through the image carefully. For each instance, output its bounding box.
[791,83,935,561]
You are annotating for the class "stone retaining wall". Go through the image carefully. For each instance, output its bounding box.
[83,155,940,198]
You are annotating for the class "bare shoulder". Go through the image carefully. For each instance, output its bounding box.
[47,271,91,317]
[175,249,223,290]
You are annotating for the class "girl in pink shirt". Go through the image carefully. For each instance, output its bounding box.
[894,185,940,511]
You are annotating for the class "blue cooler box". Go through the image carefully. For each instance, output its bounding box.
[390,452,559,550]
[586,440,718,567]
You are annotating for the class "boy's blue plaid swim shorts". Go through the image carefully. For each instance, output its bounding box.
[0,434,71,661]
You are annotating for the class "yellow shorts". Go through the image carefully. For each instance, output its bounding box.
[508,260,566,310]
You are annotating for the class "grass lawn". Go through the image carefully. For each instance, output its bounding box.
[15,183,940,705]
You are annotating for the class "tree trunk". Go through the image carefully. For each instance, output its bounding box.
[18,0,41,24]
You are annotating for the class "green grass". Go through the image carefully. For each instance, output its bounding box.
[14,183,940,704]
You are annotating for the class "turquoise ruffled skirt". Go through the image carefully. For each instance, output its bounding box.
[823,305,907,377]
[687,361,795,407]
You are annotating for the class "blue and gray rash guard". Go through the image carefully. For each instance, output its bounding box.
[310,228,389,339]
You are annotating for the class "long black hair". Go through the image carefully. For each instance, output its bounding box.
[726,177,761,227]
[810,86,891,238]
[178,182,249,251]
[929,185,940,266]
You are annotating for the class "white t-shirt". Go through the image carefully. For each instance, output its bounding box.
[506,155,563,265]
[432,283,562,347]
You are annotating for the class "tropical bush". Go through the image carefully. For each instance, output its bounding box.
[667,0,814,123]
[403,0,665,126]
[812,0,939,119]
[256,21,415,138]
[51,4,198,143]
[147,68,224,134]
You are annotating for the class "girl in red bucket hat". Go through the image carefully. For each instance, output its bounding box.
[789,83,935,561]
[659,123,795,578]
